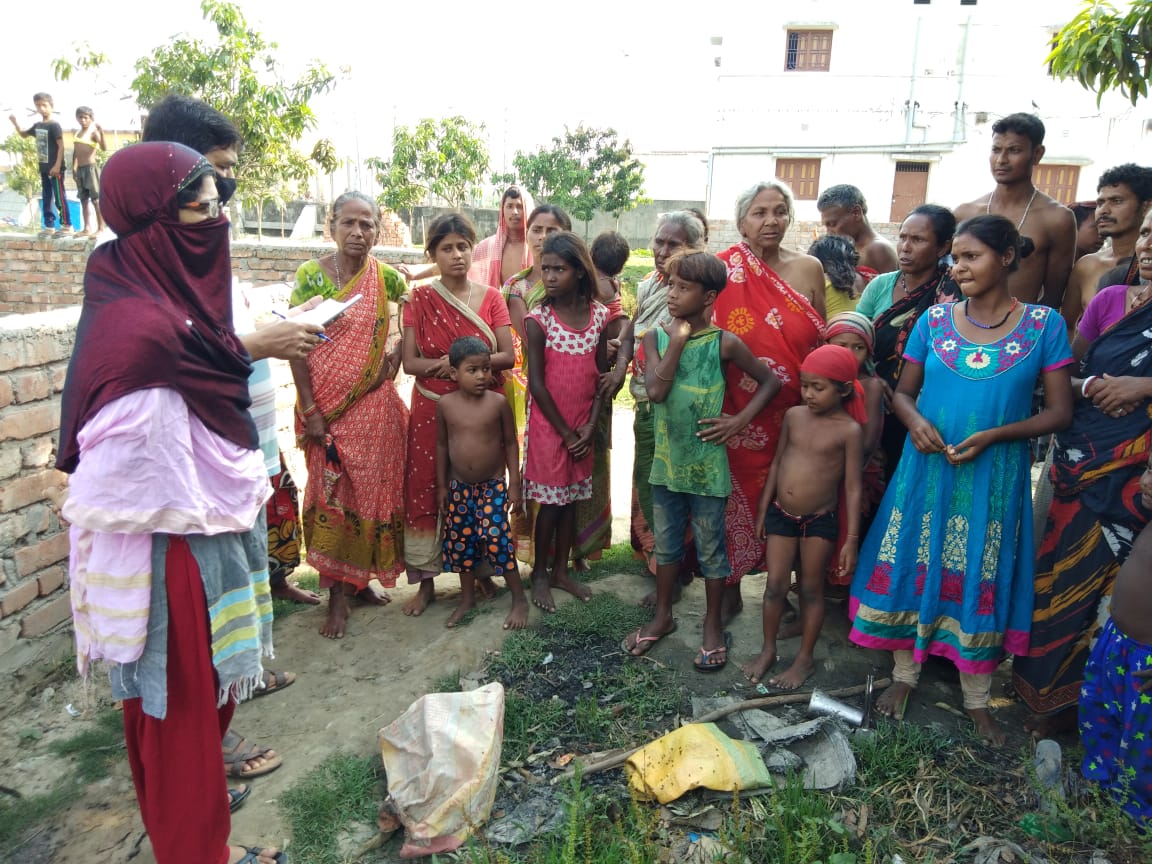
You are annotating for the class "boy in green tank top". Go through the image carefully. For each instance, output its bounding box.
[622,252,781,672]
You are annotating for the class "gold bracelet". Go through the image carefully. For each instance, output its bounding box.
[298,402,318,417]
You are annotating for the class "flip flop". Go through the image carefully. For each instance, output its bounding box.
[621,619,679,657]
[694,631,733,672]
[251,669,296,699]
[229,784,251,813]
[222,729,283,779]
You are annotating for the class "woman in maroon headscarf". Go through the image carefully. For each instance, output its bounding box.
[58,142,285,864]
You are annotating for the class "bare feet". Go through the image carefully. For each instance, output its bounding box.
[573,557,591,573]
[767,656,815,690]
[226,846,284,864]
[530,571,556,613]
[271,580,322,605]
[504,597,529,630]
[320,588,350,639]
[720,584,743,627]
[402,580,435,616]
[550,568,592,602]
[640,581,682,609]
[355,581,392,606]
[445,596,475,628]
[741,647,777,684]
[1024,706,1078,739]
[968,707,1007,746]
[875,682,913,720]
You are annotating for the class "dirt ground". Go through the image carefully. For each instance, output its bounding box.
[1,406,1041,864]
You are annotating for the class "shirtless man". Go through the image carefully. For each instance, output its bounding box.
[817,184,899,277]
[954,113,1076,309]
[72,106,105,236]
[1062,164,1152,329]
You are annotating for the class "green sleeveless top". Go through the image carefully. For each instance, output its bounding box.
[649,326,731,497]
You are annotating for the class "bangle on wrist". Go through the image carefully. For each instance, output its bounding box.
[1081,376,1098,398]
[654,367,674,382]
[298,402,318,417]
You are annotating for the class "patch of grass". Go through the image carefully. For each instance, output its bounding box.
[432,671,462,693]
[593,662,679,721]
[490,630,549,677]
[502,693,567,764]
[542,593,648,641]
[271,569,320,621]
[852,718,945,786]
[278,752,383,864]
[586,541,648,582]
[48,709,125,783]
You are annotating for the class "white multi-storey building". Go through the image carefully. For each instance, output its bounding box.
[702,0,1149,223]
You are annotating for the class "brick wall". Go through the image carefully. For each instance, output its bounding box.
[0,308,79,680]
[707,219,899,253]
[0,233,425,316]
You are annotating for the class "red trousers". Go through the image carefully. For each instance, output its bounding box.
[122,537,235,864]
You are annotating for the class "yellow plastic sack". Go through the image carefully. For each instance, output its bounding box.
[625,722,771,804]
[379,682,505,858]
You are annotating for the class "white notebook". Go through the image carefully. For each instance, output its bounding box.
[293,293,363,327]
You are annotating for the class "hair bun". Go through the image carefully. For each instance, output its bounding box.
[1018,236,1036,260]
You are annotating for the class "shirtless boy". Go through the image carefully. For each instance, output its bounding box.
[437,336,529,630]
[1079,454,1152,826]
[954,113,1076,308]
[817,184,899,277]
[1062,164,1152,329]
[72,106,105,236]
[744,344,863,690]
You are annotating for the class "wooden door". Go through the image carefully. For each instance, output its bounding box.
[890,162,930,222]
[1033,164,1080,205]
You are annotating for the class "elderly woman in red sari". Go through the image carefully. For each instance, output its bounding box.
[401,212,516,617]
[714,180,826,622]
[290,191,409,640]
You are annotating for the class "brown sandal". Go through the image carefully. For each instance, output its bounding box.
[251,669,296,698]
[222,729,282,778]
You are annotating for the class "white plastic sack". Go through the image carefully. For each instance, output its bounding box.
[379,681,505,858]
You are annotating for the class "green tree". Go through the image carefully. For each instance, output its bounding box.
[368,117,490,211]
[0,132,40,203]
[513,127,647,227]
[57,0,335,236]
[1048,0,1152,106]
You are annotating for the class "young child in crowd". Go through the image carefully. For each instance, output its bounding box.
[622,251,780,671]
[823,312,886,588]
[1079,453,1152,827]
[436,336,528,630]
[744,344,864,689]
[590,230,635,392]
[8,92,72,237]
[72,106,105,237]
[522,232,611,613]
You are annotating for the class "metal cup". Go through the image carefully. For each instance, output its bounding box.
[807,689,864,727]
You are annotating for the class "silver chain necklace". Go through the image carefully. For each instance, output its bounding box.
[987,187,1039,230]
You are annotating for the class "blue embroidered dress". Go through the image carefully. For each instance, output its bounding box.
[849,303,1073,674]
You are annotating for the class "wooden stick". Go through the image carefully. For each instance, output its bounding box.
[552,679,890,783]
[692,678,890,725]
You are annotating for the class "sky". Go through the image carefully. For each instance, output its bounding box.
[3,0,721,179]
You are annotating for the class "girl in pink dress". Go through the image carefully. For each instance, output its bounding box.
[523,232,612,613]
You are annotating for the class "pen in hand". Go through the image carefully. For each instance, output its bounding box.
[271,310,333,343]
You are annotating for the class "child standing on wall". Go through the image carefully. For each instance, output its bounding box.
[437,336,528,630]
[9,93,73,238]
[622,251,781,671]
[744,344,864,689]
[72,106,105,237]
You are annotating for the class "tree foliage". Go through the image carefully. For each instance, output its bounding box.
[0,133,40,202]
[1049,0,1152,106]
[53,0,335,230]
[368,117,489,211]
[513,127,647,224]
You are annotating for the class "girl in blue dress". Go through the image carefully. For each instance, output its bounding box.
[849,215,1074,745]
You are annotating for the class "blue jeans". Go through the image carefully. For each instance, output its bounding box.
[651,484,729,580]
[40,169,57,228]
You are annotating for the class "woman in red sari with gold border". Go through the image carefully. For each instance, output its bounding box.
[714,180,826,621]
[290,192,408,640]
[401,213,516,617]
